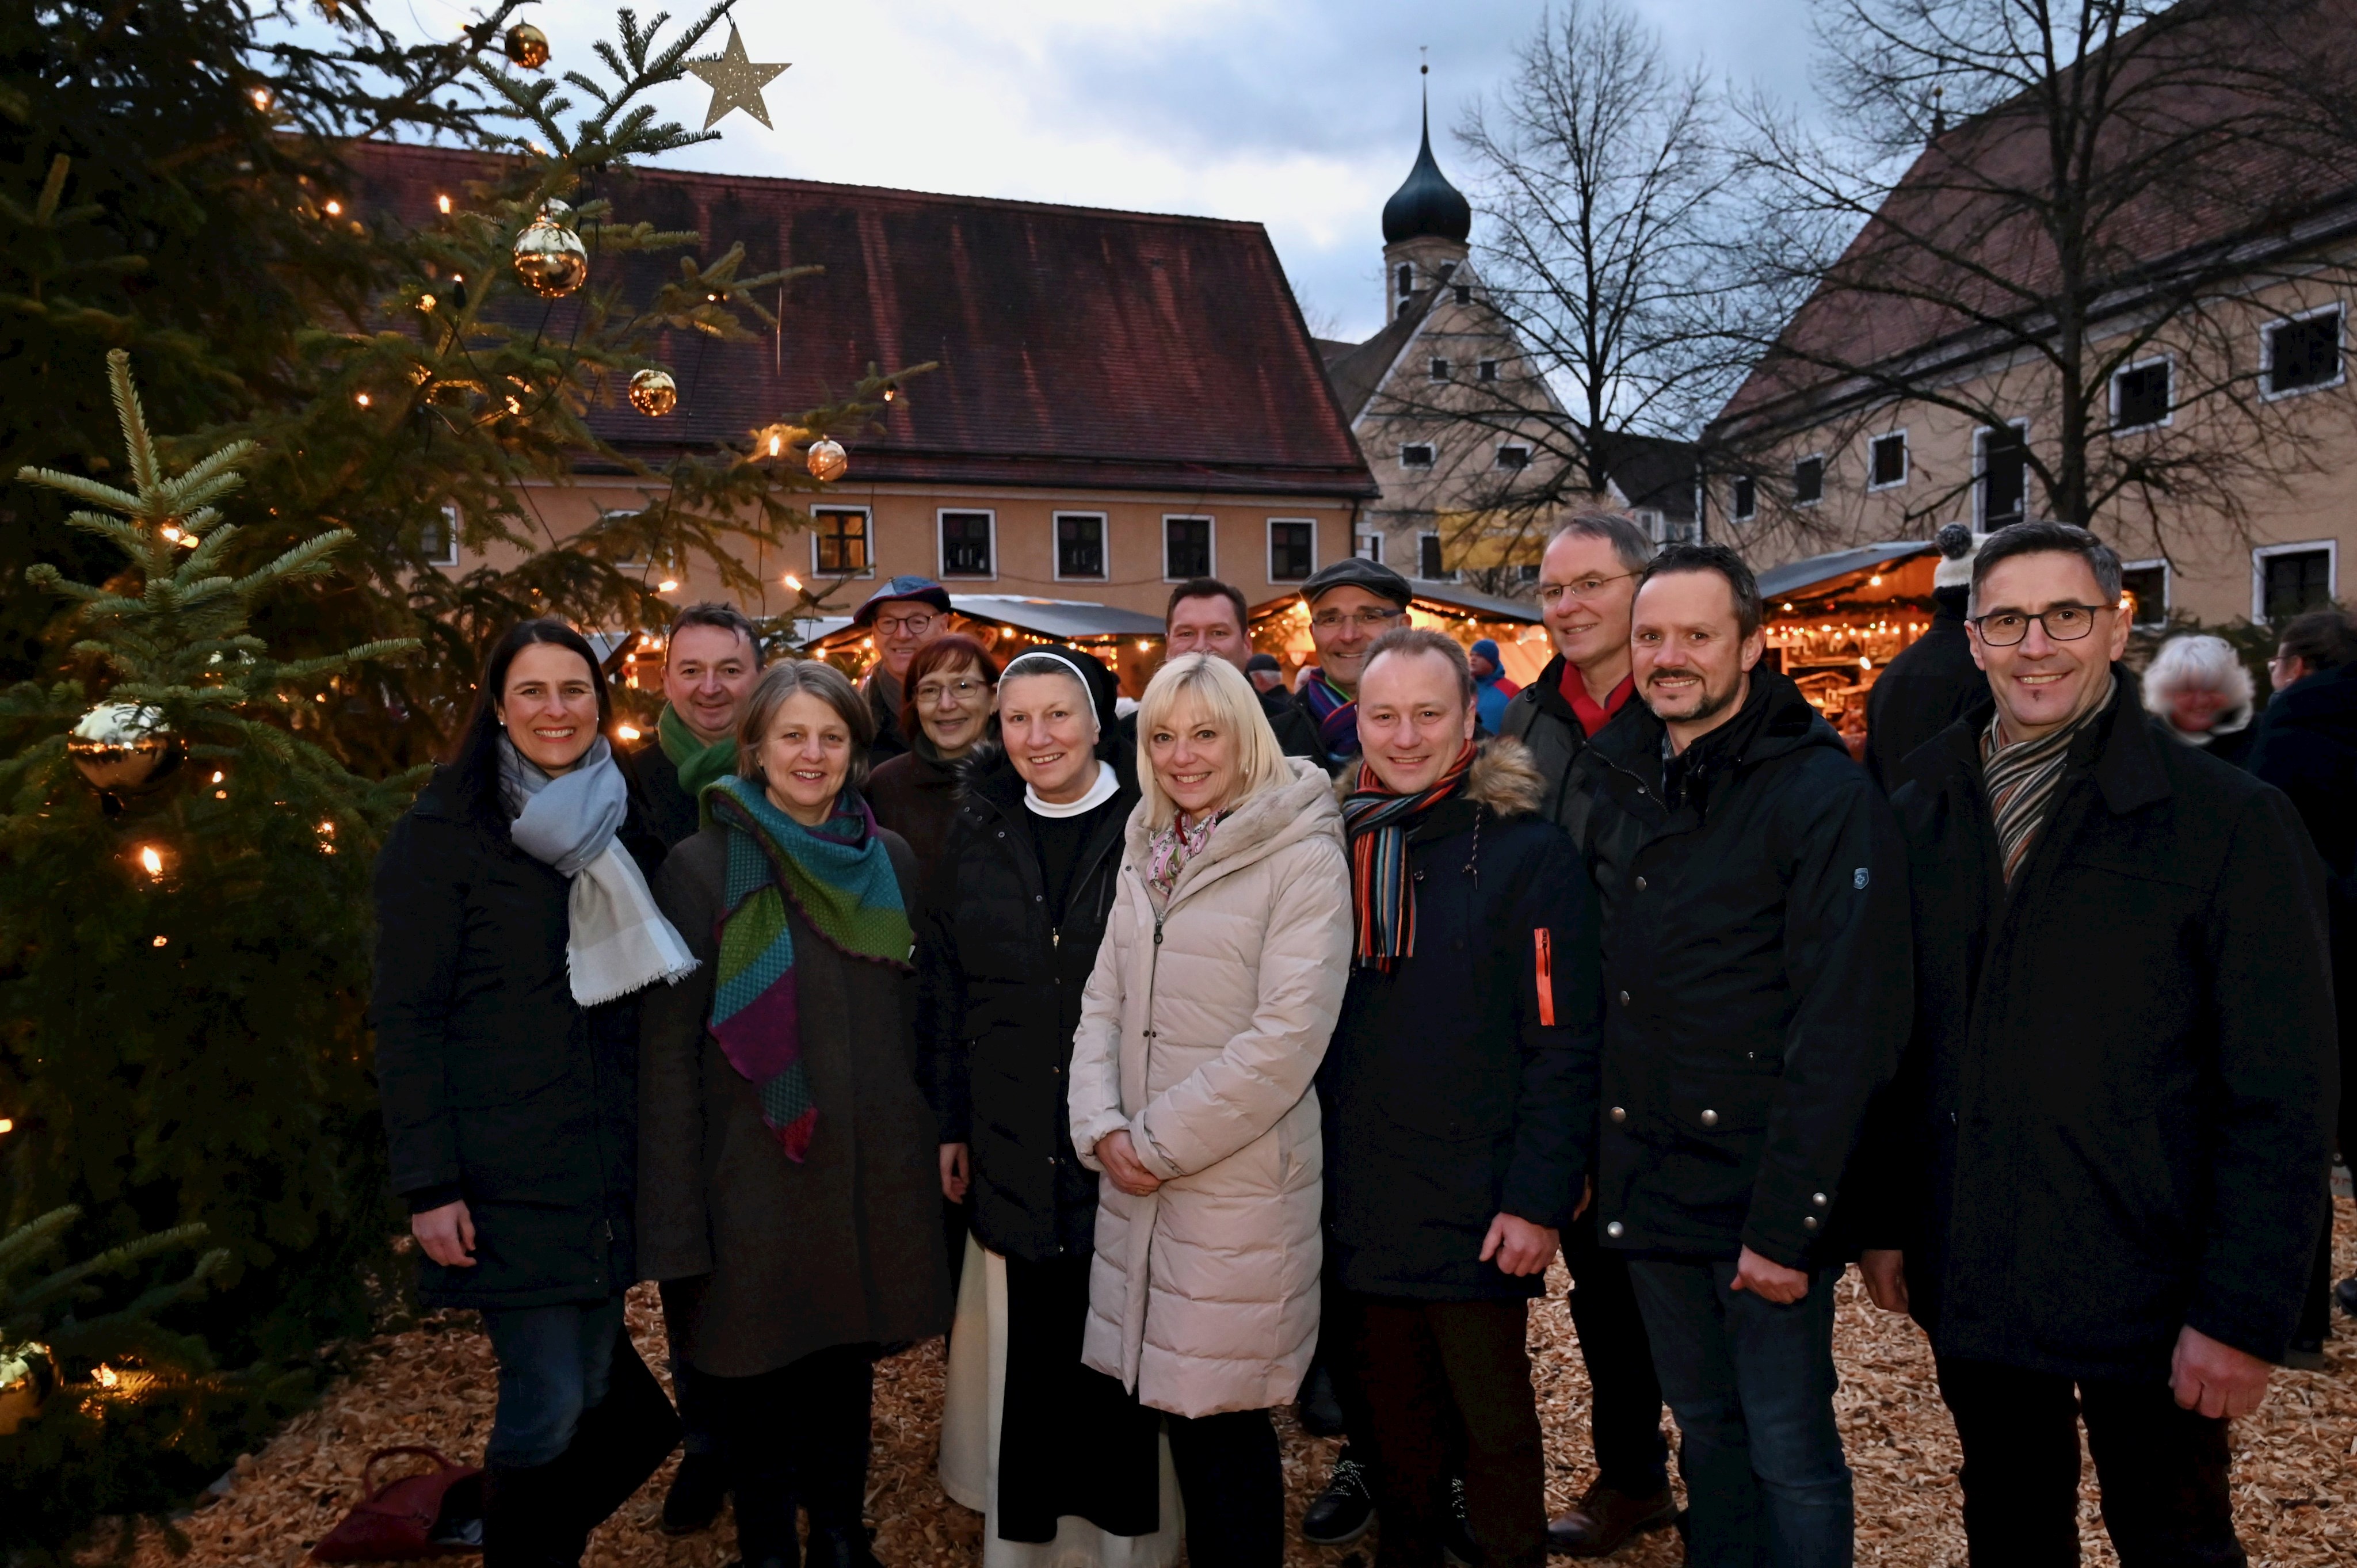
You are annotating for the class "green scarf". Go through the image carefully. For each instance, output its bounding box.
[659,703,737,815]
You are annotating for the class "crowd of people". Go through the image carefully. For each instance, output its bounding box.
[369,516,2352,1568]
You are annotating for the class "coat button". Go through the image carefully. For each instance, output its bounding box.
[1699,1108,1719,1127]
[1813,1192,1829,1208]
[1610,1106,1626,1123]
[1035,894,1044,902]
[1634,876,1647,891]
[1618,990,1630,1006]
[1605,1221,1625,1239]
[1803,1215,1820,1231]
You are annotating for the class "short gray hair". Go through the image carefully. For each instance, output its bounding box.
[737,658,875,789]
[668,601,764,666]
[1363,625,1475,708]
[1550,510,1656,577]
[2141,634,2253,714]
[1969,521,2122,615]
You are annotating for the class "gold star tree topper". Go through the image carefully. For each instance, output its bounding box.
[685,24,788,130]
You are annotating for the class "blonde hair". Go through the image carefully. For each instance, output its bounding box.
[1134,653,1290,828]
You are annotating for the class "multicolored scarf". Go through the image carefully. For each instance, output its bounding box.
[1146,809,1227,904]
[1342,742,1477,971]
[704,775,914,1161]
[1300,669,1361,757]
[1979,676,2114,884]
[658,703,737,810]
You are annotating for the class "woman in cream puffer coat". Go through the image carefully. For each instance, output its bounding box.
[1067,653,1351,1566]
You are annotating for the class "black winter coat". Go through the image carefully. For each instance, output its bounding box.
[621,734,700,849]
[1864,590,1982,791]
[1498,653,1646,844]
[1319,742,1601,1300]
[369,765,665,1310]
[916,748,1138,1261]
[1868,679,2338,1378]
[1581,668,1912,1269]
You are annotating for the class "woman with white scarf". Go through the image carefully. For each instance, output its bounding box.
[372,620,697,1568]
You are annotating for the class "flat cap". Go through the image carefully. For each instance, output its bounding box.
[1244,652,1283,673]
[1299,556,1413,608]
[851,575,953,627]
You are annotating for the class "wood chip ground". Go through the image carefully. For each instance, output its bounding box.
[105,1199,2356,1567]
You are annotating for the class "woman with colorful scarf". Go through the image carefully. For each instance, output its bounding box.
[638,659,951,1568]
[1066,654,1352,1567]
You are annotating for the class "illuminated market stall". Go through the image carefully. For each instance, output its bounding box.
[1246,577,1549,687]
[800,593,1169,695]
[1756,541,1943,757]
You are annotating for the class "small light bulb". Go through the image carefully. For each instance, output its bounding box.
[210,771,223,783]
[138,846,163,876]
[782,573,803,592]
[251,87,271,109]
[1137,639,1151,651]
[437,194,453,214]
[768,434,783,456]
[451,273,463,284]
[617,724,642,741]
[1868,574,1883,586]
[161,525,182,542]
[418,293,436,311]
[324,200,342,216]
[153,935,168,948]
[658,579,680,593]
[355,392,371,407]
[0,1119,13,1135]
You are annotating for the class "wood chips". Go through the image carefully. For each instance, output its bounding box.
[108,1199,2356,1567]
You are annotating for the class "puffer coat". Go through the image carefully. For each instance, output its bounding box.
[1067,759,1352,1417]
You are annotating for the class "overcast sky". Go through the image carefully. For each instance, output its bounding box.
[386,1,1822,341]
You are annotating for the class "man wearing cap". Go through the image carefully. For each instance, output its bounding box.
[1469,638,1520,734]
[1292,558,1415,764]
[1245,652,1286,697]
[1157,577,1326,761]
[852,575,953,766]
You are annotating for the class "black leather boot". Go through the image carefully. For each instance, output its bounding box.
[567,1330,685,1536]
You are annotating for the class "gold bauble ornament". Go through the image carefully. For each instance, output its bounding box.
[68,702,181,793]
[511,218,587,298]
[806,437,848,483]
[504,23,550,70]
[0,1345,53,1438]
[627,369,678,417]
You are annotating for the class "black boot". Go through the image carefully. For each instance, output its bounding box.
[567,1330,685,1536]
[483,1460,589,1568]
[1299,1447,1376,1546]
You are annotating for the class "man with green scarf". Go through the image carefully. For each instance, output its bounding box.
[628,603,763,850]
[619,600,761,1536]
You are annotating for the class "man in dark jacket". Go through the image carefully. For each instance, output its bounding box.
[1498,513,1678,1556]
[1322,628,1600,1568]
[1861,523,2337,1566]
[2247,608,2357,1329]
[853,575,952,766]
[1291,557,1414,762]
[1583,543,1911,1566]
[1145,578,1325,761]
[1864,524,1986,789]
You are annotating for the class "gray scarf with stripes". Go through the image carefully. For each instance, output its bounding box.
[1979,676,2115,884]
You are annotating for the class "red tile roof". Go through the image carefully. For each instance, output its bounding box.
[342,140,1377,498]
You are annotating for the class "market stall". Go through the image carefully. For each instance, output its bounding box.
[1246,576,1550,688]
[1756,541,1943,756]
[801,593,1169,696]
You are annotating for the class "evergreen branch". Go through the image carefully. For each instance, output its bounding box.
[0,1205,81,1276]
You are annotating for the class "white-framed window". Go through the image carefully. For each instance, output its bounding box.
[2263,304,2344,399]
[1868,431,1909,490]
[1731,475,1757,521]
[1477,358,1499,382]
[421,504,461,566]
[810,507,874,578]
[2120,558,2170,628]
[1400,442,1436,469]
[1267,518,1316,582]
[1417,532,1448,579]
[1356,532,1384,564]
[937,509,996,579]
[2111,356,2174,432]
[1977,421,2030,528]
[1454,283,1473,306]
[1430,357,1452,381]
[1164,515,1214,581]
[1054,512,1107,581]
[1495,442,1532,470]
[1792,453,1825,507]
[2253,540,2339,620]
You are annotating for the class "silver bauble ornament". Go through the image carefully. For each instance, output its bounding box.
[806,437,848,482]
[627,368,678,417]
[0,1346,52,1438]
[511,218,587,298]
[504,23,550,70]
[68,702,181,793]
[537,197,575,227]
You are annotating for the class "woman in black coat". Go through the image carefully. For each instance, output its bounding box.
[917,649,1178,1563]
[371,620,691,1568]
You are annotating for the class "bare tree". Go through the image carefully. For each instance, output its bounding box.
[1718,0,2357,560]
[1362,0,1774,586]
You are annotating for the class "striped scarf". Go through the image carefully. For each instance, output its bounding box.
[1342,742,1477,971]
[1980,678,2113,884]
[705,775,914,1161]
[1300,669,1360,757]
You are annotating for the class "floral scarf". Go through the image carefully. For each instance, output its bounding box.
[1146,808,1228,905]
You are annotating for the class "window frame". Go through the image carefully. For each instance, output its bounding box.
[1429,357,1452,382]
[1867,430,1910,491]
[1731,475,1757,522]
[1399,442,1437,470]
[2109,355,2176,433]
[1453,283,1473,306]
[1052,510,1109,582]
[1792,452,1826,508]
[422,503,462,567]
[1162,514,1216,583]
[1975,419,2032,529]
[1266,517,1317,584]
[809,505,875,579]
[2261,303,2345,400]
[2119,557,2171,629]
[1494,441,1533,471]
[2251,539,2339,620]
[936,507,997,581]
[1477,358,1499,383]
[1417,531,1448,581]
[1356,532,1385,565]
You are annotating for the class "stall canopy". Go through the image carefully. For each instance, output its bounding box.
[1758,539,1946,757]
[804,594,1170,695]
[1757,541,1939,602]
[1248,577,1551,687]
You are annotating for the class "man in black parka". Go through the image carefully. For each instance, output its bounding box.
[1321,628,1600,1568]
[1859,523,2338,1566]
[1580,544,1911,1566]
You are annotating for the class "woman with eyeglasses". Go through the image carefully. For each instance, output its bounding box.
[868,633,1002,868]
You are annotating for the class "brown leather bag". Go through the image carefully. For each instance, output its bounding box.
[311,1446,483,1561]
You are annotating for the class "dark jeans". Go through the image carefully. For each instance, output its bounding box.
[480,1294,628,1468]
[1564,1210,1671,1494]
[656,1278,719,1459]
[1628,1259,1851,1568]
[1935,1356,2241,1567]
[1354,1295,1546,1568]
[1165,1406,1282,1567]
[709,1344,876,1561]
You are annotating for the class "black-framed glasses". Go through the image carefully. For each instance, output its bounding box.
[873,612,936,636]
[1310,606,1406,632]
[1970,603,2106,647]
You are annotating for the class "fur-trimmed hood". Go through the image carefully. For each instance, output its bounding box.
[1329,735,1547,818]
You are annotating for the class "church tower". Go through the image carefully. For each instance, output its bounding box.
[1381,67,1472,321]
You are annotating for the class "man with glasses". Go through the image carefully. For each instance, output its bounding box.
[1291,558,1414,763]
[1498,514,1678,1558]
[1859,521,2336,1565]
[851,575,953,765]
